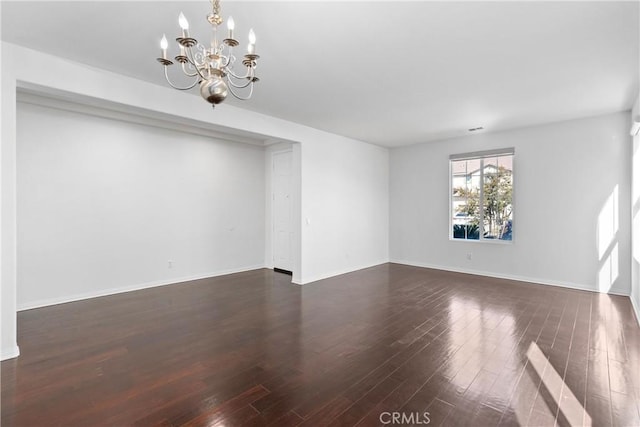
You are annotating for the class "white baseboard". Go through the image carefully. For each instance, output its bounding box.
[297,260,389,285]
[1,345,20,361]
[17,264,266,311]
[390,259,630,296]
[630,295,640,327]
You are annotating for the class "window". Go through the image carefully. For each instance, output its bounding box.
[450,148,514,241]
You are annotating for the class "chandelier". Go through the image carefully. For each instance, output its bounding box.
[156,0,260,108]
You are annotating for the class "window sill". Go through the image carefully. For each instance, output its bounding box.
[449,238,513,245]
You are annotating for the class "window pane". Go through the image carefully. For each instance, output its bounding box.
[452,159,481,240]
[498,155,512,172]
[483,154,513,240]
[452,160,467,239]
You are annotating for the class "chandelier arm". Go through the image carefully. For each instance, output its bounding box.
[187,60,208,81]
[225,66,253,80]
[227,82,254,100]
[220,54,232,69]
[217,47,231,62]
[181,48,202,75]
[181,62,200,77]
[180,44,205,74]
[226,76,254,89]
[164,67,200,90]
[183,47,208,80]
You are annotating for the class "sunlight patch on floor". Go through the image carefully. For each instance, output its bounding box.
[525,342,592,427]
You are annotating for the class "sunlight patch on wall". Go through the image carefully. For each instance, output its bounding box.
[634,213,640,264]
[597,185,619,260]
[598,243,619,293]
[596,186,620,293]
[633,137,640,204]
[633,139,640,264]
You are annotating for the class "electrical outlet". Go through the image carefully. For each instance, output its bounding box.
[466,253,472,260]
[168,260,173,269]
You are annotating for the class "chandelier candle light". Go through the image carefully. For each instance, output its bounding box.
[156,0,260,108]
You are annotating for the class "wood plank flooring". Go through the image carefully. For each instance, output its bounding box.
[2,263,639,426]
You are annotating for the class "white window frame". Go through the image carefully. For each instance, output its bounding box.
[449,148,515,243]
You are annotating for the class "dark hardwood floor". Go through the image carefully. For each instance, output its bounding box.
[2,263,639,426]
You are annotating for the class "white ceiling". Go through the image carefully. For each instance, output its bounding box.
[2,1,639,147]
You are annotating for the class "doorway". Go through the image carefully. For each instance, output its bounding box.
[271,150,294,274]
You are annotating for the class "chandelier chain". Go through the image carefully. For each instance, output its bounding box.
[209,0,223,26]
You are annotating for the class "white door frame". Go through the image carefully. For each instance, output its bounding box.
[271,148,294,274]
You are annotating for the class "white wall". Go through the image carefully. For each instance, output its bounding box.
[390,112,632,295]
[1,43,390,359]
[631,96,640,323]
[16,100,266,309]
[1,35,20,360]
[300,136,389,283]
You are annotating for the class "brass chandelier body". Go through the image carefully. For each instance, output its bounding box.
[156,0,259,108]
